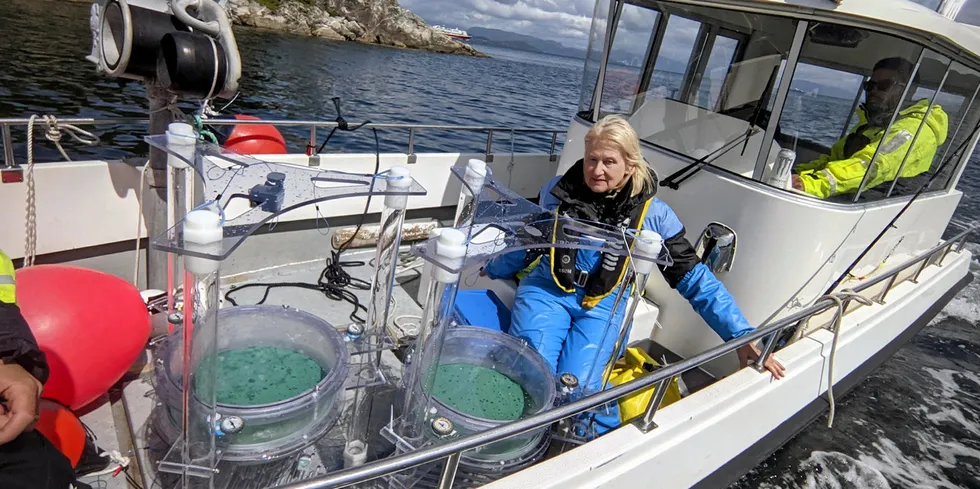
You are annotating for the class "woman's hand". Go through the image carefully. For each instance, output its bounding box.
[737,342,785,380]
[0,362,43,445]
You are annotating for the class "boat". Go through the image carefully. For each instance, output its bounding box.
[1,0,978,488]
[432,25,473,41]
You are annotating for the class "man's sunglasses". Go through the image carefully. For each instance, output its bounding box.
[863,79,906,92]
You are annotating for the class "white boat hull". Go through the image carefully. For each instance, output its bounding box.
[484,248,972,489]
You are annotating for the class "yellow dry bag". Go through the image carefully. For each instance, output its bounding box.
[608,346,682,423]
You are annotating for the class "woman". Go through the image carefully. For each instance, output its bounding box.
[484,115,784,432]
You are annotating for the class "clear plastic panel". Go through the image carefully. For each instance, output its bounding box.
[414,165,674,275]
[158,269,220,485]
[154,306,349,464]
[383,164,674,487]
[143,134,426,260]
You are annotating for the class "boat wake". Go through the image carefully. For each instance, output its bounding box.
[733,240,980,488]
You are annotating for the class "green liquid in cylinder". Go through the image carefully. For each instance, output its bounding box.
[432,363,530,421]
[199,346,326,405]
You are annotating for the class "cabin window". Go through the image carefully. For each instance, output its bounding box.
[597,4,662,116]
[926,61,980,193]
[623,4,799,178]
[694,34,739,110]
[578,0,616,120]
[761,22,979,203]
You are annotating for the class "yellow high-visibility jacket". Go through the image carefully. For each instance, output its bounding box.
[795,99,948,199]
[0,249,14,304]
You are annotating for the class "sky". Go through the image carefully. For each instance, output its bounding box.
[401,0,980,50]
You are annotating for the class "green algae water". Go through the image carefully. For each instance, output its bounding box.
[200,346,325,405]
[432,363,529,421]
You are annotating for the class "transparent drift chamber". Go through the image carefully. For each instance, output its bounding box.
[154,305,350,463]
[146,132,427,486]
[143,134,427,261]
[383,161,673,486]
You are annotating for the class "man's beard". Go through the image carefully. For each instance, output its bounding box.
[863,99,896,128]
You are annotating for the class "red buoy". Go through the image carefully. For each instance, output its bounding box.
[223,114,288,154]
[35,399,86,468]
[16,265,150,410]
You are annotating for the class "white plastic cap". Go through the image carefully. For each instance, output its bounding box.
[168,122,195,138]
[343,440,368,468]
[184,209,222,244]
[437,228,466,252]
[466,159,487,178]
[462,159,488,197]
[384,166,412,209]
[632,230,663,275]
[166,122,196,169]
[183,209,223,275]
[387,166,412,188]
[432,228,466,283]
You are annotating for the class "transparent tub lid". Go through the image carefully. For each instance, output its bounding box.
[144,134,427,260]
[414,164,673,273]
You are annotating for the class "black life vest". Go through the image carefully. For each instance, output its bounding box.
[548,159,656,309]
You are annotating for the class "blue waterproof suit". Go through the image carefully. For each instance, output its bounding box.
[485,162,753,433]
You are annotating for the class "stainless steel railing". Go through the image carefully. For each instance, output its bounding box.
[272,225,975,489]
[0,117,568,168]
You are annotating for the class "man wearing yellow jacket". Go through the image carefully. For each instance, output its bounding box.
[792,57,948,199]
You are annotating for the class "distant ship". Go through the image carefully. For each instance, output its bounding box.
[432,25,472,41]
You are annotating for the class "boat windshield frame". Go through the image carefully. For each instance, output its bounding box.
[576,0,980,204]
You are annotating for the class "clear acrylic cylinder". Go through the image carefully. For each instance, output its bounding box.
[397,229,466,445]
[345,166,412,466]
[158,208,224,486]
[165,123,198,316]
[454,159,488,228]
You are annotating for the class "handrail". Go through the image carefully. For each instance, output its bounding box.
[0,117,567,169]
[274,226,975,489]
[0,117,567,133]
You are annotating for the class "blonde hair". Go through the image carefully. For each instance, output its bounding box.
[584,114,653,197]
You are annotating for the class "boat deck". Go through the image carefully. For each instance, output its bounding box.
[77,241,717,489]
[77,245,419,489]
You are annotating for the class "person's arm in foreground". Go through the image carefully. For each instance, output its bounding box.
[0,302,47,445]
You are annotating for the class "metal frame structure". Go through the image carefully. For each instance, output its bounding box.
[272,224,975,489]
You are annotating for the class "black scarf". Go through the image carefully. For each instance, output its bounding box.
[548,159,657,308]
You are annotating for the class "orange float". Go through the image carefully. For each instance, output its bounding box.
[16,265,150,410]
[223,114,288,154]
[35,399,86,468]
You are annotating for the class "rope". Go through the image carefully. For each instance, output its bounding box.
[24,116,38,267]
[817,290,872,428]
[21,115,101,266]
[39,115,99,162]
[132,162,151,286]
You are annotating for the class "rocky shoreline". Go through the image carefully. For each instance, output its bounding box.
[225,0,487,57]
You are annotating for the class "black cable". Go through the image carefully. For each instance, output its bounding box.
[224,106,383,324]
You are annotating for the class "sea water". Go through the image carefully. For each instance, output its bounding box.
[204,346,325,405]
[432,363,530,421]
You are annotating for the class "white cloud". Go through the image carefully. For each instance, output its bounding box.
[401,0,597,48]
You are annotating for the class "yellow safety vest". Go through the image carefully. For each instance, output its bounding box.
[795,99,949,199]
[0,249,15,304]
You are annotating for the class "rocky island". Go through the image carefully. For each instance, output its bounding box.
[225,0,487,56]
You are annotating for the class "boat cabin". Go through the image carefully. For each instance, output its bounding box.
[556,0,980,375]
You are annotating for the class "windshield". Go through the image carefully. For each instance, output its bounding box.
[577,0,980,201]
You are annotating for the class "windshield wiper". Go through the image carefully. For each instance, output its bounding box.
[660,126,760,190]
